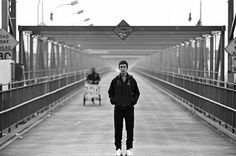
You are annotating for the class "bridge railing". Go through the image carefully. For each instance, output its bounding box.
[0,68,109,145]
[135,68,236,139]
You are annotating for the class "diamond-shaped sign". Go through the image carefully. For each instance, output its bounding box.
[113,20,134,40]
[0,28,18,51]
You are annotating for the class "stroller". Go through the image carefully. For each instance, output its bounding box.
[83,81,101,106]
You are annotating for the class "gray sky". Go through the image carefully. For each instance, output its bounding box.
[0,0,234,81]
[10,0,229,26]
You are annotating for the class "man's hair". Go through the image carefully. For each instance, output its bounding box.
[91,67,95,72]
[118,60,128,68]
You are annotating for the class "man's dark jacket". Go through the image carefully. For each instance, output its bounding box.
[108,73,140,109]
[87,72,100,84]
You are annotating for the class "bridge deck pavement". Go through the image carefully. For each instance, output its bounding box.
[0,72,236,156]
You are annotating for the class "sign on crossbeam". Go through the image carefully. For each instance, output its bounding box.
[232,55,236,73]
[0,51,12,60]
[225,38,236,73]
[225,38,236,56]
[113,20,134,40]
[0,28,18,60]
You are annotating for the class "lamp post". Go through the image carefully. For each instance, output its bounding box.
[37,0,46,25]
[196,0,202,26]
[50,0,79,22]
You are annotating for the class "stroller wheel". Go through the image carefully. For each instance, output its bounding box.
[83,96,86,106]
[98,95,101,106]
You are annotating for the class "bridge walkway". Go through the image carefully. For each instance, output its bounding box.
[0,72,236,156]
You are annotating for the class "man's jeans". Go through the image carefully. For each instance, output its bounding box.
[114,107,134,150]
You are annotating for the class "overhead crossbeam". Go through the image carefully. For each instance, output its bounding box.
[19,26,225,54]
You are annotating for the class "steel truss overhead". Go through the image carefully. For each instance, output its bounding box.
[19,26,224,55]
[18,25,225,81]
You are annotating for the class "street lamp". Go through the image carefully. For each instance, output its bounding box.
[62,10,84,25]
[84,18,90,22]
[188,13,192,22]
[76,18,90,25]
[72,10,84,15]
[50,0,79,22]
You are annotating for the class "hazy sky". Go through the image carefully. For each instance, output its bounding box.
[10,0,229,26]
[0,0,234,80]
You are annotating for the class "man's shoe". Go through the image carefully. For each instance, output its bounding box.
[115,149,122,156]
[126,149,133,156]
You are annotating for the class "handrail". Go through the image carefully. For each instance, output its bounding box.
[137,70,236,113]
[0,78,85,115]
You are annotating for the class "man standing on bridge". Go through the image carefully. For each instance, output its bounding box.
[108,60,140,156]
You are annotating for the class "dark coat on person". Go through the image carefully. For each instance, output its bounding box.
[87,72,100,84]
[108,73,140,109]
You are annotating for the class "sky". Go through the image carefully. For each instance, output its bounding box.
[0,0,230,27]
[0,0,234,80]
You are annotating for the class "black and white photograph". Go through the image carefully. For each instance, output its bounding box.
[0,0,236,156]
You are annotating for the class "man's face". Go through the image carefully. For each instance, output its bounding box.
[119,64,128,75]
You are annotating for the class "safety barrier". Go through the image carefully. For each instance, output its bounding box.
[135,68,236,139]
[0,68,109,146]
